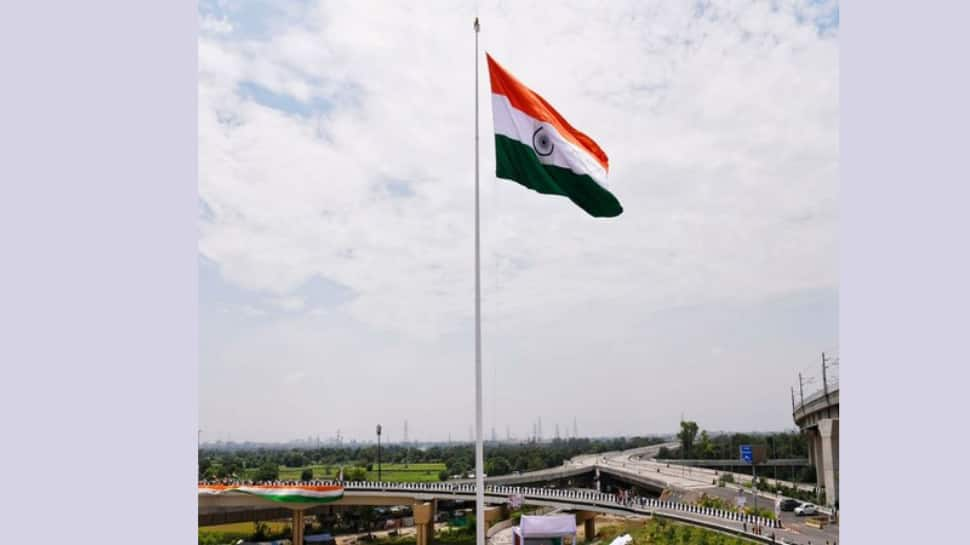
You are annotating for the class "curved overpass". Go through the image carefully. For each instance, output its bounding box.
[200,481,783,542]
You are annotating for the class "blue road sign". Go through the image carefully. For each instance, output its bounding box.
[740,445,753,464]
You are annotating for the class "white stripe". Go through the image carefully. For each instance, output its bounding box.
[202,487,343,498]
[241,487,343,498]
[491,93,609,187]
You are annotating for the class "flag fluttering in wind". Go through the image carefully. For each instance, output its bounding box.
[487,54,622,218]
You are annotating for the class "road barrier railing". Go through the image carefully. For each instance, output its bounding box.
[199,479,784,530]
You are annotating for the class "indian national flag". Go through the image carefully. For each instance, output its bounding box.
[487,54,622,218]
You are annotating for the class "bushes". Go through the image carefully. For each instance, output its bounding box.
[598,518,759,545]
[743,506,776,520]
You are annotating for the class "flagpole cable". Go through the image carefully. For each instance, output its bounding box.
[473,15,485,545]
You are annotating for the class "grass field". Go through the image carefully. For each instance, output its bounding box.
[597,519,759,545]
[240,463,447,482]
[199,521,292,545]
[201,521,291,534]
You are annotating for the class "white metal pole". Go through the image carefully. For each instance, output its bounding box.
[473,16,485,545]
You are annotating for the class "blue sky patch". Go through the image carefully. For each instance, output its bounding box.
[238,81,332,118]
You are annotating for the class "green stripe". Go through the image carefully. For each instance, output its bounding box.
[495,134,622,218]
[240,491,344,504]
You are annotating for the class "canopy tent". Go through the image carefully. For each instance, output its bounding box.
[519,515,577,538]
[513,515,579,545]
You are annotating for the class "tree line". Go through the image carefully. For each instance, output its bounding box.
[199,436,666,481]
[664,420,808,460]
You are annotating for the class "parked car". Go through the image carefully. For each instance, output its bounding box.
[779,499,801,512]
[794,503,818,516]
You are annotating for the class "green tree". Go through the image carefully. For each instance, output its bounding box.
[698,430,714,458]
[439,469,450,481]
[677,421,699,458]
[301,468,314,481]
[255,461,279,481]
[526,454,545,471]
[485,456,511,476]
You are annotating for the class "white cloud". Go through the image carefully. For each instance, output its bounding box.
[198,0,839,440]
[269,295,306,312]
[200,15,233,36]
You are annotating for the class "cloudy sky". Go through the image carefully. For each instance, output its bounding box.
[198,0,839,444]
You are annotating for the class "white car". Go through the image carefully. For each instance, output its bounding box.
[794,503,818,516]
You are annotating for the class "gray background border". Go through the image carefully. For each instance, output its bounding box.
[1,2,968,544]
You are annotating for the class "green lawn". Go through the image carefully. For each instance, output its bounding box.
[364,470,443,482]
[199,521,291,545]
[239,463,447,482]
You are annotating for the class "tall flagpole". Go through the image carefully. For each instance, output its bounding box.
[473,15,485,545]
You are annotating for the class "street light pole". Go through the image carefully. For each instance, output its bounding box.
[376,424,383,482]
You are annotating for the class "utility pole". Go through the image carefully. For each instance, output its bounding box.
[376,424,383,481]
[798,373,805,406]
[822,352,829,398]
[404,420,410,467]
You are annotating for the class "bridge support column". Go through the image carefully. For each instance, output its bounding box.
[805,428,816,467]
[594,467,601,492]
[806,428,822,501]
[575,512,596,543]
[414,501,435,545]
[818,418,837,507]
[292,509,305,545]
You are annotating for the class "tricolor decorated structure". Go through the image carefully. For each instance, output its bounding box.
[199,483,345,504]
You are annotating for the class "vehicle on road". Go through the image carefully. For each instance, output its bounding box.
[779,499,801,512]
[794,503,818,516]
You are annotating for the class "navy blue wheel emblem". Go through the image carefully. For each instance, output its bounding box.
[532,126,554,157]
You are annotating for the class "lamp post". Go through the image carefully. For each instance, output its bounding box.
[376,424,383,482]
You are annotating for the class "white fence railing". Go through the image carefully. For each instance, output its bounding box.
[202,480,784,529]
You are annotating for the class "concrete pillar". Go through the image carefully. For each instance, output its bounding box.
[818,419,837,507]
[414,502,435,545]
[584,519,596,542]
[292,510,305,545]
[805,429,815,466]
[809,428,823,502]
[575,512,596,543]
[594,467,601,492]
